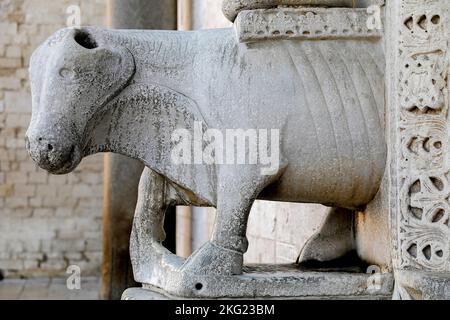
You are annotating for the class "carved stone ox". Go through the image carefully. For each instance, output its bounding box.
[26,26,385,297]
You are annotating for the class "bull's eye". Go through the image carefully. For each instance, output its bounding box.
[59,68,75,80]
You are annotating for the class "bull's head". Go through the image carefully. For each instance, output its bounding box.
[26,28,135,174]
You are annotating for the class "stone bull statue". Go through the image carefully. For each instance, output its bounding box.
[26,26,385,295]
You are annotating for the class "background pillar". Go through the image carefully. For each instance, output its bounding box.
[101,0,177,300]
[174,0,193,259]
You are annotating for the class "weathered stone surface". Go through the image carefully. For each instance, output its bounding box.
[385,0,450,299]
[26,19,386,297]
[122,265,394,299]
[235,7,382,43]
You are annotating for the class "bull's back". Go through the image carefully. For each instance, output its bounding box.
[189,29,386,208]
[259,40,386,209]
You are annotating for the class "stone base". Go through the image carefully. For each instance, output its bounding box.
[123,287,171,300]
[394,270,450,300]
[124,265,394,300]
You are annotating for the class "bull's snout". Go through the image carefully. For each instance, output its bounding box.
[25,134,80,174]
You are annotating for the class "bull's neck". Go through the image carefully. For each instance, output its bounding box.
[85,83,216,205]
[102,29,197,89]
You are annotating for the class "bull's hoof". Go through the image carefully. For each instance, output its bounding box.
[298,207,355,263]
[181,241,243,276]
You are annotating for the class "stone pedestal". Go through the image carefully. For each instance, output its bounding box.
[122,265,394,300]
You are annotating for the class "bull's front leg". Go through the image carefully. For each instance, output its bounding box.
[130,167,183,284]
[181,168,285,276]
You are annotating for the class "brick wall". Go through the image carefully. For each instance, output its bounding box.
[0,0,107,278]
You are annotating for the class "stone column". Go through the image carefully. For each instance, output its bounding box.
[101,0,177,300]
[386,0,450,299]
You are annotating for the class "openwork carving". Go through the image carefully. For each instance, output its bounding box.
[235,8,382,43]
[399,52,447,114]
[400,120,447,169]
[399,173,450,271]
[393,0,450,278]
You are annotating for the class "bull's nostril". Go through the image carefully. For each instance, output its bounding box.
[47,144,54,151]
[38,137,43,142]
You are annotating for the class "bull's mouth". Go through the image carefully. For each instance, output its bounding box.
[50,145,82,174]
[27,142,82,175]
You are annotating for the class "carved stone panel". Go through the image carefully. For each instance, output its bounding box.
[235,7,382,42]
[388,0,450,298]
[222,0,369,22]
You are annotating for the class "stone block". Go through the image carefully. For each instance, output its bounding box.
[20,161,39,172]
[23,260,39,269]
[6,46,22,58]
[51,239,86,252]
[29,172,48,184]
[64,252,83,260]
[0,22,17,36]
[33,208,55,217]
[58,230,84,240]
[5,196,28,208]
[23,241,42,253]
[55,207,72,217]
[28,196,42,207]
[42,196,69,207]
[48,175,67,185]
[0,77,21,90]
[13,183,36,197]
[40,259,67,271]
[0,184,14,197]
[12,208,33,218]
[6,171,27,184]
[0,259,24,270]
[0,58,21,69]
[72,185,97,198]
[85,239,102,251]
[5,91,31,113]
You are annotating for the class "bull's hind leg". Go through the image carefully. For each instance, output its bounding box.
[130,167,183,284]
[298,207,355,264]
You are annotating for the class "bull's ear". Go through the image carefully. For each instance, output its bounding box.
[72,28,136,106]
[95,44,136,107]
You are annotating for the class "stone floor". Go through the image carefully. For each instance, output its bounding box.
[0,277,100,300]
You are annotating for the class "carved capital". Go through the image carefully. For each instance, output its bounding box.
[235,7,382,43]
[222,0,356,22]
